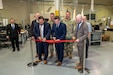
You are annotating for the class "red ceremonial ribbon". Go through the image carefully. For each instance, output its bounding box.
[34,39,76,43]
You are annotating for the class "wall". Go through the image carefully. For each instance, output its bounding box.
[0,0,32,27]
[0,0,113,27]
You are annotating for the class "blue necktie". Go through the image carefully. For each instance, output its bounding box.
[56,25,59,30]
[77,24,80,32]
[76,24,80,38]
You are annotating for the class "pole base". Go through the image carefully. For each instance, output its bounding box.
[78,68,90,74]
[27,62,38,67]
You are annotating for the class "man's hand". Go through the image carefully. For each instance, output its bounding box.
[53,37,56,40]
[42,38,46,42]
[6,36,9,39]
[55,39,60,41]
[72,36,76,40]
[19,34,21,37]
[76,39,80,42]
[31,36,35,40]
[38,37,42,40]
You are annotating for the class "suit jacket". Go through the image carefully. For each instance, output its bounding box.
[6,23,20,38]
[31,20,38,37]
[74,22,88,46]
[52,22,67,40]
[33,22,51,40]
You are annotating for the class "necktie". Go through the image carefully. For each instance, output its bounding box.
[76,24,80,38]
[56,24,59,31]
[77,24,80,32]
[56,24,59,28]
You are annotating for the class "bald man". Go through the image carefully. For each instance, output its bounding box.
[6,18,20,52]
[31,13,40,57]
[73,14,88,69]
[31,13,40,39]
[82,16,92,58]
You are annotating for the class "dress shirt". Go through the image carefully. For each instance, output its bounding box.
[39,24,44,38]
[11,24,15,29]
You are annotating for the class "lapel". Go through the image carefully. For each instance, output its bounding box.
[38,24,40,36]
[78,22,84,31]
[38,22,45,36]
[10,24,14,30]
[43,23,46,36]
[55,22,61,31]
[59,22,61,29]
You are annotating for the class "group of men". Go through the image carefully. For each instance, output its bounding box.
[31,14,66,66]
[31,11,92,69]
[6,11,91,69]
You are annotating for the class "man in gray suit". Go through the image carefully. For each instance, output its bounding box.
[73,14,88,69]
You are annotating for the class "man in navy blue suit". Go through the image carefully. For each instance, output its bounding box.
[52,16,67,66]
[33,16,51,64]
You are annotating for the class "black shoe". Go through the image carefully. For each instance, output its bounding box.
[17,48,20,51]
[12,49,15,52]
[86,56,88,58]
[17,49,20,51]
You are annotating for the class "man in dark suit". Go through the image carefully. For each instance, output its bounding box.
[31,13,40,57]
[6,18,20,52]
[33,16,51,64]
[52,16,67,66]
[73,14,88,69]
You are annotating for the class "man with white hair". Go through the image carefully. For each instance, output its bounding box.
[73,14,88,69]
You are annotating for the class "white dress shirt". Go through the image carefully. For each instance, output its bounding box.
[11,24,15,29]
[39,24,44,38]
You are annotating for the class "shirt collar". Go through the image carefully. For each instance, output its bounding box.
[78,21,83,28]
[11,23,14,25]
[39,24,44,26]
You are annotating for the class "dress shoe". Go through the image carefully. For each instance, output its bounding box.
[49,54,53,58]
[57,62,62,66]
[69,55,72,59]
[17,48,20,51]
[35,59,42,63]
[44,60,48,64]
[35,54,38,58]
[17,49,20,51]
[86,56,88,59]
[64,53,68,58]
[55,60,58,63]
[69,53,72,59]
[75,65,83,69]
[42,54,44,56]
[12,49,15,52]
[76,62,80,65]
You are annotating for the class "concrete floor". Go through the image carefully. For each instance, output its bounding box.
[0,40,113,75]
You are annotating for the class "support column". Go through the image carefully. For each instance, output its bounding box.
[55,0,60,16]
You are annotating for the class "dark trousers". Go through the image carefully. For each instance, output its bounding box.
[37,42,49,60]
[35,42,38,55]
[35,40,44,55]
[55,43,64,62]
[10,37,19,50]
[86,38,89,58]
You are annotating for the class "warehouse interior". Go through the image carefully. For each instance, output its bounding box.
[0,0,113,75]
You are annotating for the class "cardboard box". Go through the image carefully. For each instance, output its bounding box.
[110,25,113,28]
[102,34,109,41]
